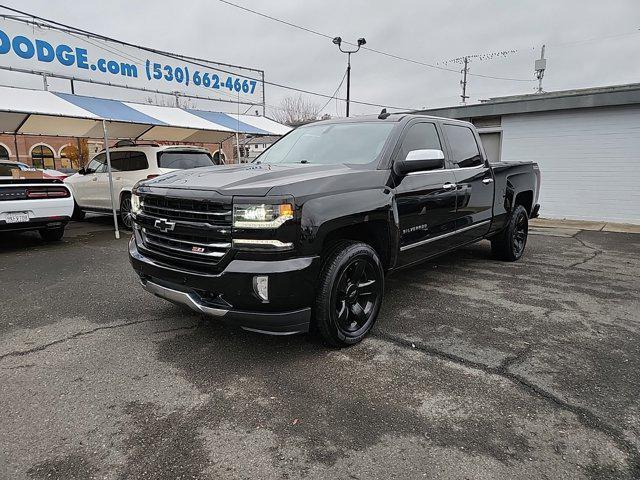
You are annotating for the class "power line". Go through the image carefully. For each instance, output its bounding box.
[318,67,348,114]
[0,5,414,111]
[214,0,535,82]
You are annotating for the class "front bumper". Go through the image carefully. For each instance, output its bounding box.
[129,237,319,335]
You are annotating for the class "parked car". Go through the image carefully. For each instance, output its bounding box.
[0,161,33,178]
[128,114,541,346]
[0,161,69,180]
[0,177,74,241]
[64,144,219,228]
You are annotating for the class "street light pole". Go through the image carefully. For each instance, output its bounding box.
[333,36,366,118]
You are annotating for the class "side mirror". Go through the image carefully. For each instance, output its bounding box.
[394,149,444,175]
[78,167,86,175]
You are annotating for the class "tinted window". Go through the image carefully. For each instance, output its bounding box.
[127,152,149,171]
[107,151,128,171]
[444,125,483,168]
[400,123,442,161]
[257,122,394,167]
[157,151,213,169]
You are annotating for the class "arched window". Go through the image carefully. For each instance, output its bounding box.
[31,145,55,169]
[212,150,226,165]
[60,144,79,169]
[0,144,9,160]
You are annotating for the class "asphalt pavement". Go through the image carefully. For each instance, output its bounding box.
[1,217,639,479]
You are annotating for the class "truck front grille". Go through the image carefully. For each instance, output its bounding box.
[135,194,232,271]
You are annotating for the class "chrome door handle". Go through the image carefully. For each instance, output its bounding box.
[482,178,494,184]
[442,182,456,190]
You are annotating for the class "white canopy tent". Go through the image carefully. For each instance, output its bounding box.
[0,85,291,238]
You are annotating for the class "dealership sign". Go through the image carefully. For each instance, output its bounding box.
[0,17,263,104]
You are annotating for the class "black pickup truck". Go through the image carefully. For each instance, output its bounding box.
[128,113,540,346]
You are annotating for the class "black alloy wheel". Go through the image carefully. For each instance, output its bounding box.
[315,241,384,346]
[334,258,381,335]
[512,209,528,258]
[491,204,529,261]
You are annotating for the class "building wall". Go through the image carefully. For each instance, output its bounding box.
[0,134,237,168]
[501,105,640,224]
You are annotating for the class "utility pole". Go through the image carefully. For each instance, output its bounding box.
[535,45,547,94]
[346,53,351,117]
[460,56,469,105]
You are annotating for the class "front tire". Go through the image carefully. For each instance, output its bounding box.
[120,193,133,230]
[39,227,65,242]
[491,205,529,261]
[315,241,384,347]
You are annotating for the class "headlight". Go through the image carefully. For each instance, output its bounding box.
[131,193,142,215]
[233,203,293,229]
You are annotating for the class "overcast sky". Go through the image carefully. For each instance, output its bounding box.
[1,0,639,118]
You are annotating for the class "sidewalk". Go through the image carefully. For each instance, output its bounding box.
[531,217,640,234]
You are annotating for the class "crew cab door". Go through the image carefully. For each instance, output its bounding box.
[442,123,493,243]
[393,121,458,267]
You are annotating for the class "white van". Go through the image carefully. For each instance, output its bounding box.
[65,144,219,228]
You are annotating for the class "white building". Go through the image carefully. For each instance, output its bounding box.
[237,135,280,161]
[420,83,640,225]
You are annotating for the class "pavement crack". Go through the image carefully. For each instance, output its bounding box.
[569,235,604,269]
[0,319,158,362]
[372,330,640,475]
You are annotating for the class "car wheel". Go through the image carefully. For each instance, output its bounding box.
[315,241,384,347]
[120,193,133,230]
[71,201,85,221]
[39,227,65,242]
[491,205,529,261]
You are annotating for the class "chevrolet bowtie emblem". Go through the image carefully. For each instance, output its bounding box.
[154,218,176,233]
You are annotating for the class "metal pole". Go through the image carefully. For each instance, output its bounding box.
[346,53,351,117]
[13,134,19,162]
[261,71,266,116]
[102,120,120,240]
[236,90,242,163]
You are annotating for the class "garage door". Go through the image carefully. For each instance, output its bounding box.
[501,106,640,224]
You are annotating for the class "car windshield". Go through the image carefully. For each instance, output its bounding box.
[157,151,215,169]
[256,122,395,167]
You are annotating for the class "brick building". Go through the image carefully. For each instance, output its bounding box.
[0,134,237,169]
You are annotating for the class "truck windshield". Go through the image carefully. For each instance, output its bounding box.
[157,151,215,169]
[256,122,394,166]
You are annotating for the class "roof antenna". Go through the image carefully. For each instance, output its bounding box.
[378,108,391,119]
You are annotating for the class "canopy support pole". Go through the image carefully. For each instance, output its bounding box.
[102,120,120,240]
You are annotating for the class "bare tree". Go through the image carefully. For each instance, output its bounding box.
[145,94,196,109]
[272,95,321,126]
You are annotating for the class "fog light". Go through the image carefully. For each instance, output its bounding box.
[253,276,269,302]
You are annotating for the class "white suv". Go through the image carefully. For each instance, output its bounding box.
[65,144,218,228]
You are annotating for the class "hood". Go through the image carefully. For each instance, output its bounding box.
[141,163,372,197]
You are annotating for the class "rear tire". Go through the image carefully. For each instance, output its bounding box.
[491,205,529,261]
[315,241,384,347]
[71,201,85,221]
[39,227,65,242]
[120,193,133,230]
